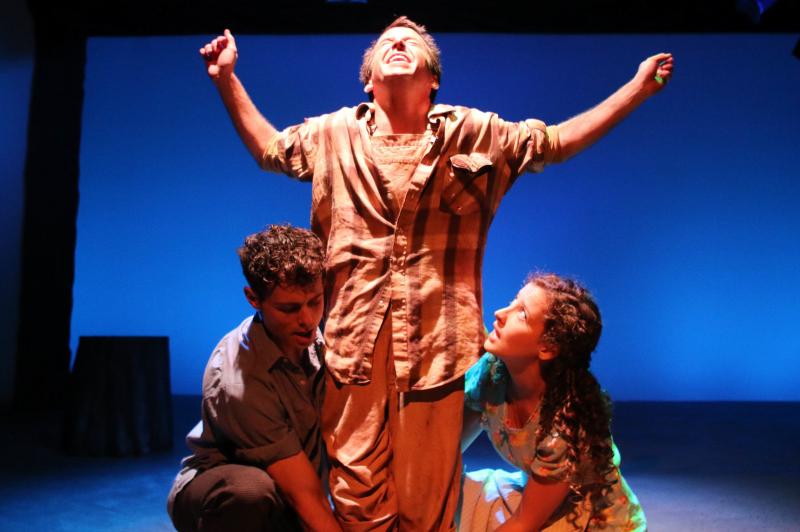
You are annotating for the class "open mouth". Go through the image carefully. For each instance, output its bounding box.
[387,53,410,64]
[293,330,314,341]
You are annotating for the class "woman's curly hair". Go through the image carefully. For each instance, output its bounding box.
[237,224,325,299]
[530,273,616,523]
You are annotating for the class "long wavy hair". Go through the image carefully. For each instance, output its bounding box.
[530,273,616,521]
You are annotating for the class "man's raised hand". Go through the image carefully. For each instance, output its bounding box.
[634,52,674,97]
[200,29,238,80]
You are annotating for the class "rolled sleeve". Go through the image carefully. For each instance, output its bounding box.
[498,118,562,175]
[203,383,302,470]
[544,124,562,163]
[260,118,320,181]
[233,430,302,469]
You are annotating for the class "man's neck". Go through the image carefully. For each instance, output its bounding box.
[284,347,305,368]
[371,90,431,135]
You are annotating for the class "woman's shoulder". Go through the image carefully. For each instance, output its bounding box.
[465,352,508,411]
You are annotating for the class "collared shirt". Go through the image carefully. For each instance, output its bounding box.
[167,314,326,516]
[262,103,561,390]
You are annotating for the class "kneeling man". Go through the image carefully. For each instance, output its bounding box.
[167,224,340,531]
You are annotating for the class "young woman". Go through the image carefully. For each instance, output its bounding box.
[460,273,645,531]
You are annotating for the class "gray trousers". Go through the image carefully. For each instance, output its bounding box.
[171,464,302,531]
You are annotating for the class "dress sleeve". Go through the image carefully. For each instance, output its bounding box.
[529,431,572,482]
[260,115,321,181]
[464,353,507,412]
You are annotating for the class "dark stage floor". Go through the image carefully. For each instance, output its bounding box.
[1,399,798,531]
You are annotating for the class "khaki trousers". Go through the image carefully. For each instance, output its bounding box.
[322,316,464,531]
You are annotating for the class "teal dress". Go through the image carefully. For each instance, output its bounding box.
[461,353,646,531]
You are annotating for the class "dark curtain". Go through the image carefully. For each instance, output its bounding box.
[14,6,85,411]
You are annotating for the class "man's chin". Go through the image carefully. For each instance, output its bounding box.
[292,333,314,347]
[381,65,418,78]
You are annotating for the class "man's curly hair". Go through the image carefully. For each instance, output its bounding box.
[530,273,616,525]
[237,224,324,299]
[359,15,442,103]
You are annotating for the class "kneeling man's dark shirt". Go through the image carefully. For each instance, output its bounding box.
[167,314,326,516]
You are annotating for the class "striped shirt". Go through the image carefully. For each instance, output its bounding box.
[262,103,561,390]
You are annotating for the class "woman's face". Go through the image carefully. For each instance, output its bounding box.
[484,283,556,363]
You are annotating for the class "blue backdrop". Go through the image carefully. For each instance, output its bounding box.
[71,33,800,400]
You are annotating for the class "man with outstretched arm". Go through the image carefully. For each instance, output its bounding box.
[198,18,673,531]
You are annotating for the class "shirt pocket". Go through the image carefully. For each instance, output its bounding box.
[440,153,493,215]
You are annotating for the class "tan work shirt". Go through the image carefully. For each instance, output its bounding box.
[263,103,561,390]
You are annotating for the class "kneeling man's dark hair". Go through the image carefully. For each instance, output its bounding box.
[238,224,325,299]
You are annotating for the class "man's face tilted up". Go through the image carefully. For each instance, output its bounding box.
[364,26,439,99]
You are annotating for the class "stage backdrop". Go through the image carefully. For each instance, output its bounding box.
[71,33,800,400]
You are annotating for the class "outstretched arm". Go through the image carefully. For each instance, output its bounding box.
[200,29,278,165]
[555,53,674,162]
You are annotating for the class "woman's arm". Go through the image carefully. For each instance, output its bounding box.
[461,406,484,452]
[496,475,571,532]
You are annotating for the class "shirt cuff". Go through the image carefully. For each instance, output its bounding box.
[260,133,282,170]
[233,431,303,469]
[545,124,563,163]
